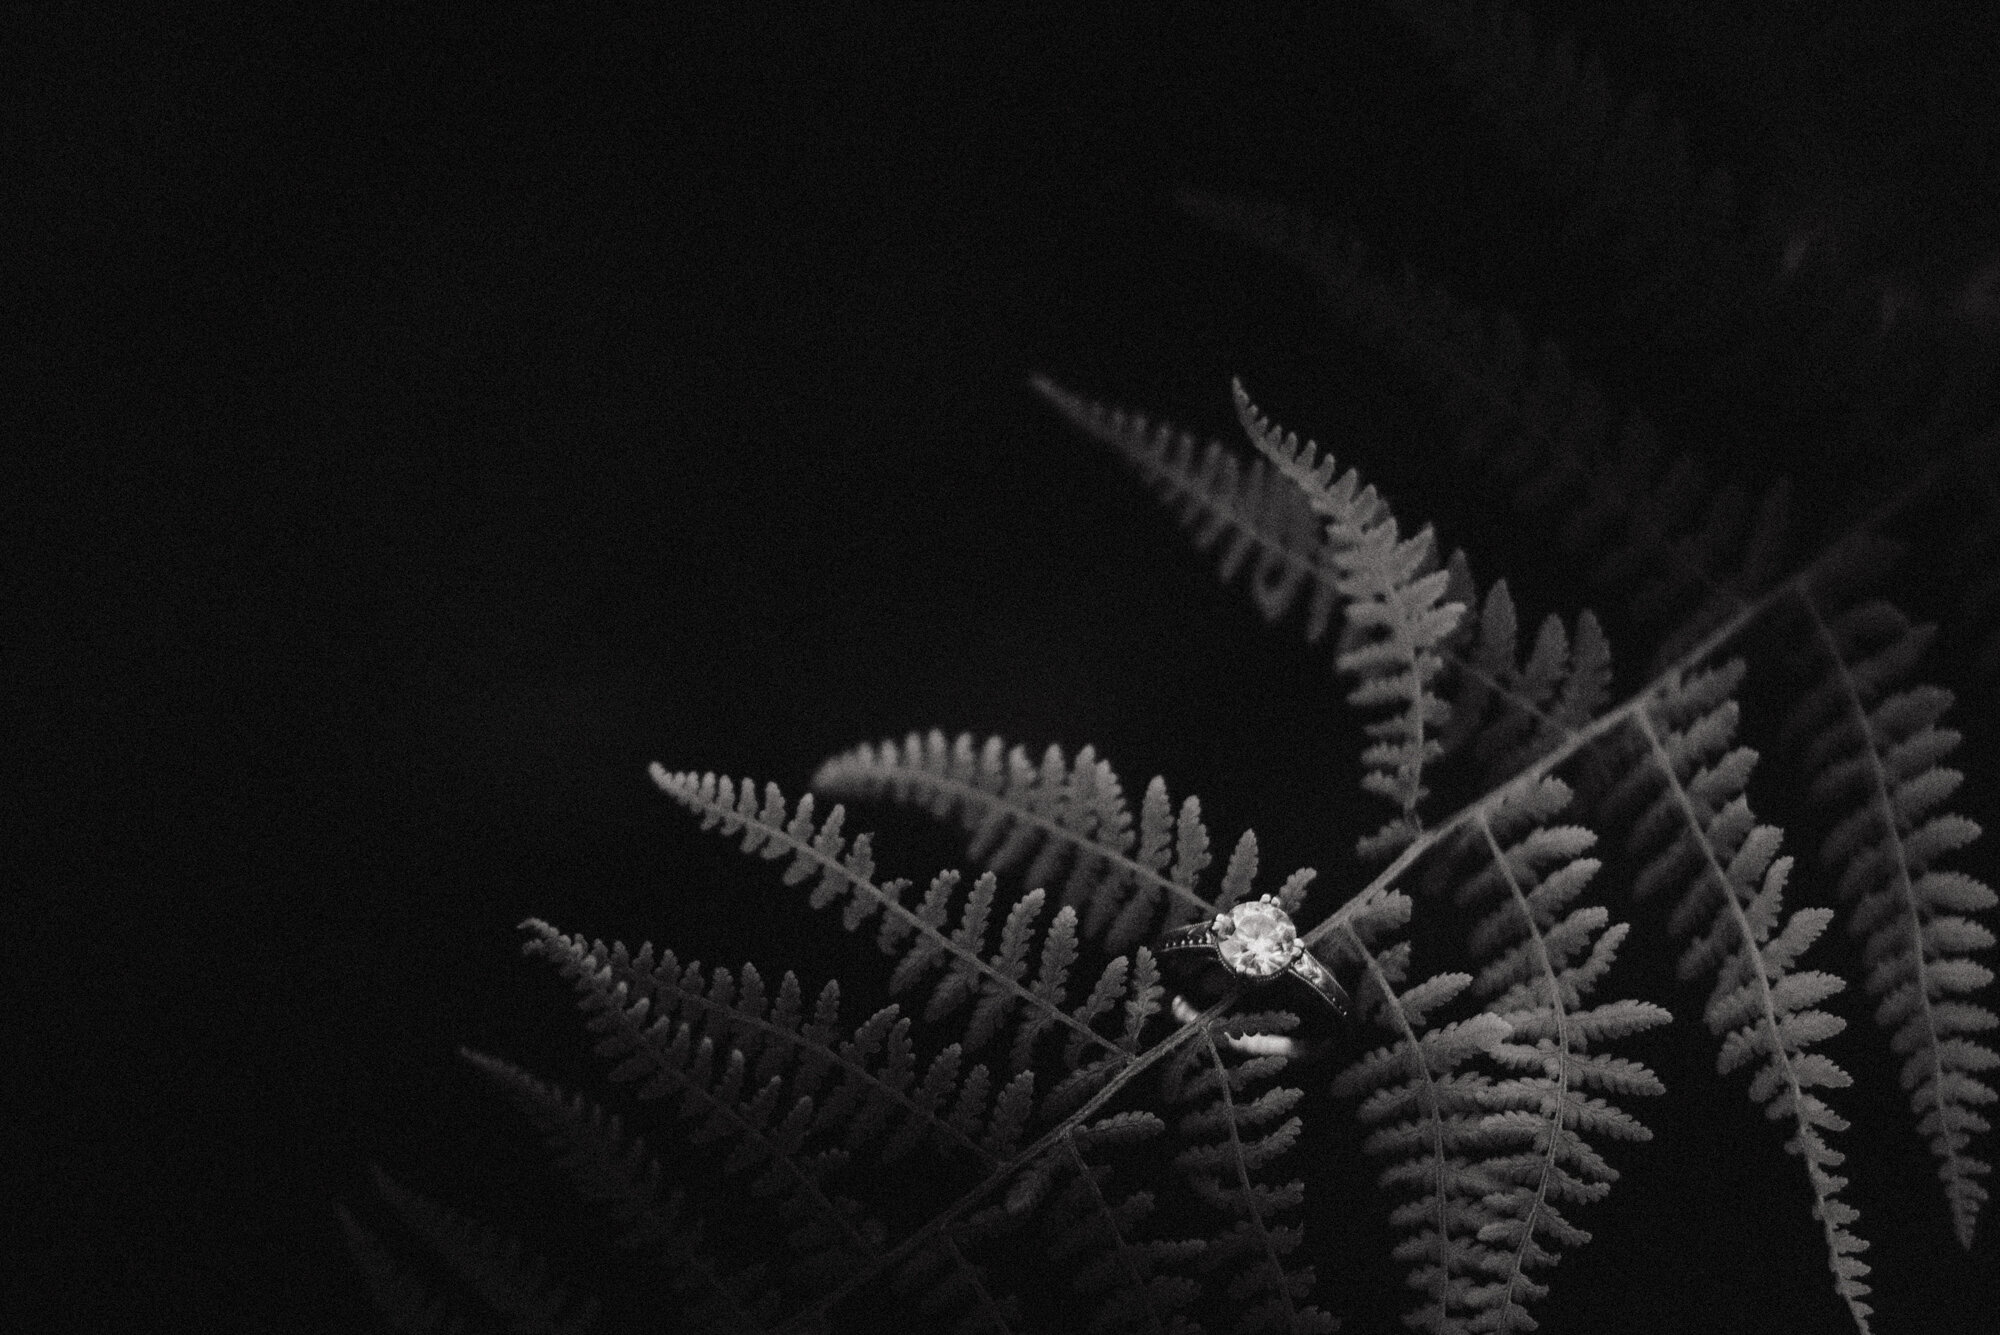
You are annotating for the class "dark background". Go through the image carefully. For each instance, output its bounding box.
[11,4,2000,1332]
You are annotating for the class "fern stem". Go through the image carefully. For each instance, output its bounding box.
[1800,590,1983,1247]
[1475,810,1571,1325]
[1196,1028,1302,1332]
[1326,910,1468,1330]
[1059,1132,1172,1335]
[1632,707,1874,1335]
[940,1231,1017,1335]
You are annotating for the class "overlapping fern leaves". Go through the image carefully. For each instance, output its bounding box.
[1062,11,1997,1325]
[1039,366,1984,1330]
[349,377,1681,1330]
[1039,381,1676,1330]
[1783,599,1999,1250]
[344,8,1996,1331]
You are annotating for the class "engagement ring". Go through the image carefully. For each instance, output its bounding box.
[1156,895,1351,1032]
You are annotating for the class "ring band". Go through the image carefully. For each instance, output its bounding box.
[1156,895,1351,1026]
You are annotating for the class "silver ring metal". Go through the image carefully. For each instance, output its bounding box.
[1155,894,1351,1027]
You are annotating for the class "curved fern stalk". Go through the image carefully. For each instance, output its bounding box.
[341,1165,602,1335]
[813,729,1312,954]
[1451,777,1669,1330]
[458,1050,784,1334]
[1029,373,1344,645]
[1604,660,1874,1333]
[1784,596,1998,1248]
[1231,380,1467,861]
[1324,887,1513,1334]
[1161,1019,1337,1334]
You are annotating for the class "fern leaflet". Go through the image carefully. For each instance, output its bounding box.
[1785,596,1998,1249]
[1606,661,1874,1332]
[1229,382,1466,859]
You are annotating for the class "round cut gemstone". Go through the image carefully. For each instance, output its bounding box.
[1213,900,1298,979]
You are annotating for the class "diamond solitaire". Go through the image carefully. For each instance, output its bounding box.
[1156,892,1350,1044]
[1211,896,1300,980]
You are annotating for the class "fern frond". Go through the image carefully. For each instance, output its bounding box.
[644,773,1235,1330]
[1446,776,1668,1330]
[1321,887,1515,1334]
[1170,1024,1338,1335]
[359,1165,601,1335]
[1434,560,1614,788]
[813,729,1313,954]
[1036,1123,1206,1335]
[1786,596,1998,1249]
[648,769,1136,1080]
[1030,373,1344,644]
[459,1049,782,1333]
[518,923,895,1293]
[881,1237,1024,1335]
[1233,381,1466,859]
[1608,661,1875,1333]
[521,925,1006,1166]
[519,920,1042,1328]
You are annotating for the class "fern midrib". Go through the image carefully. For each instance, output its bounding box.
[1476,810,1571,1325]
[1060,1132,1172,1335]
[940,1233,1017,1335]
[1372,548,1435,832]
[1803,592,1977,1209]
[1631,707,1873,1335]
[1330,914,1470,1329]
[1197,1028,1302,1331]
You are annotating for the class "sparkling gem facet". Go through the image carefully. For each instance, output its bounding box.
[1213,900,1298,979]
